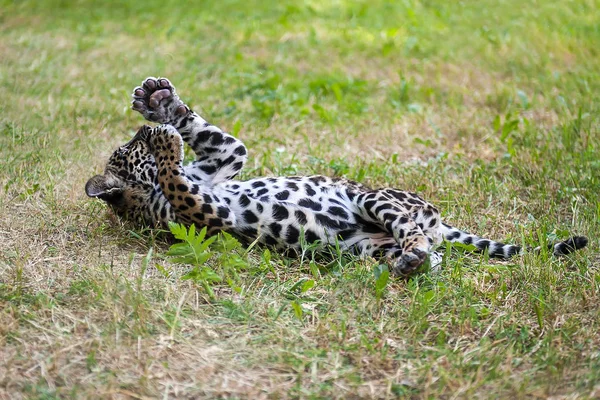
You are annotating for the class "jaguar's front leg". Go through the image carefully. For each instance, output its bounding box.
[132,77,248,183]
[147,124,236,234]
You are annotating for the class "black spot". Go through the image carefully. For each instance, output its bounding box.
[477,239,491,249]
[316,214,347,230]
[295,210,307,225]
[178,204,189,211]
[168,183,175,192]
[336,190,356,201]
[375,203,394,214]
[205,218,222,228]
[286,225,300,244]
[399,216,409,224]
[327,206,349,219]
[190,185,200,195]
[309,176,327,185]
[423,208,434,218]
[506,246,520,257]
[275,190,290,200]
[160,208,167,219]
[353,213,382,234]
[381,212,396,222]
[203,193,212,203]
[200,165,217,174]
[218,155,236,168]
[364,200,377,210]
[429,218,437,228]
[192,131,212,147]
[272,205,289,221]
[185,197,196,207]
[210,132,225,146]
[269,222,282,237]
[384,221,394,233]
[286,182,299,191]
[256,188,268,197]
[263,234,278,246]
[257,203,264,213]
[463,236,473,245]
[305,230,320,244]
[243,210,258,223]
[202,204,213,214]
[233,145,247,156]
[337,229,355,241]
[298,198,322,211]
[225,136,236,144]
[388,190,406,201]
[232,161,244,171]
[239,194,251,207]
[445,230,461,241]
[217,206,230,219]
[193,213,205,220]
[177,184,188,192]
[178,117,189,129]
[252,181,266,188]
[304,184,316,196]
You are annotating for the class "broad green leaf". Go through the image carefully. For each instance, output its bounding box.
[301,279,315,293]
[291,301,303,319]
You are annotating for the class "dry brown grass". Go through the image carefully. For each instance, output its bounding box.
[1,0,599,398]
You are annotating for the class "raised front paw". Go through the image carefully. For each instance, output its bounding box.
[131,77,189,124]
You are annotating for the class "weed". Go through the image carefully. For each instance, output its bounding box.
[1,0,598,398]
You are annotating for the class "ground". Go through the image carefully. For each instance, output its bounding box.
[1,0,599,398]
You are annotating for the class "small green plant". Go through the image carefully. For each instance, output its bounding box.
[166,222,248,300]
[373,264,390,301]
[167,222,217,265]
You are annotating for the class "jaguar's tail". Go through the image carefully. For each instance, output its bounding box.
[440,222,588,258]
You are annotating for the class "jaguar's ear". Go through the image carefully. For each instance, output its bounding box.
[85,175,125,201]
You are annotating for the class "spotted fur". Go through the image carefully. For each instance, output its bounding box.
[85,77,588,275]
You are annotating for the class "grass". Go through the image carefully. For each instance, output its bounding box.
[1,0,599,398]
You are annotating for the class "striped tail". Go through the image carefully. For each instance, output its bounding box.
[440,223,587,258]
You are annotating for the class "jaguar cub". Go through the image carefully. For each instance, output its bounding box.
[85,77,587,275]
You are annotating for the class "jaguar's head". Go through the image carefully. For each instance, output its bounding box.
[85,125,158,223]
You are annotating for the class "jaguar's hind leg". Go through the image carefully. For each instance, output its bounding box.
[354,190,442,272]
[353,236,442,275]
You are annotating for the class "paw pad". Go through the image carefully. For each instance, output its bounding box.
[131,77,187,123]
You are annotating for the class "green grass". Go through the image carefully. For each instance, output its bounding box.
[1,0,599,398]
